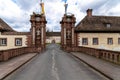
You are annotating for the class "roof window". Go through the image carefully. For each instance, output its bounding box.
[106,23,111,28]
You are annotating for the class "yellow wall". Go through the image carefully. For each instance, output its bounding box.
[0,34,27,50]
[78,33,120,51]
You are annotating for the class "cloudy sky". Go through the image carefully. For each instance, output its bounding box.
[0,0,120,32]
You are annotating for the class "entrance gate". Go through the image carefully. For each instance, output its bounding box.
[29,1,76,52]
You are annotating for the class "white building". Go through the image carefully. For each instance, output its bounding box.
[0,18,30,50]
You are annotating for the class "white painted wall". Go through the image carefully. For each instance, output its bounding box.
[0,34,27,50]
[78,33,120,51]
[46,36,61,43]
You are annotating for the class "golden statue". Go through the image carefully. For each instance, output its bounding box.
[40,0,45,15]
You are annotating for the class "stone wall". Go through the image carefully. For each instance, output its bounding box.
[0,47,41,61]
[73,46,120,64]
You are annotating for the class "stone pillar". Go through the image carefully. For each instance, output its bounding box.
[30,13,47,52]
[60,14,76,51]
[32,26,35,45]
[72,27,74,46]
[64,28,66,45]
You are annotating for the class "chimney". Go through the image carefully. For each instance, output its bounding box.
[87,9,92,17]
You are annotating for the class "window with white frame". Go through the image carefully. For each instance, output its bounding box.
[15,38,22,46]
[0,38,7,46]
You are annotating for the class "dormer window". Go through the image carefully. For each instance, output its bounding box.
[106,23,111,28]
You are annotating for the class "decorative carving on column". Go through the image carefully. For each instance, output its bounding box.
[36,29,41,36]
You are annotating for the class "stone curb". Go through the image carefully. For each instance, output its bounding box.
[70,53,114,80]
[1,53,38,80]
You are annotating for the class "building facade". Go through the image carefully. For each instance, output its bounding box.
[75,9,120,51]
[60,9,120,52]
[1,8,120,52]
[46,32,61,43]
[0,18,30,50]
[0,1,47,51]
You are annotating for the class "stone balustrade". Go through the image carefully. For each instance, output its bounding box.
[71,47,120,64]
[0,47,41,61]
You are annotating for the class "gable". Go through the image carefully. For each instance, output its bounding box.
[0,18,14,32]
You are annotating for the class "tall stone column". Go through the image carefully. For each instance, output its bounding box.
[41,22,46,50]
[60,14,76,51]
[72,27,74,46]
[64,28,66,45]
[30,13,47,52]
[32,26,35,45]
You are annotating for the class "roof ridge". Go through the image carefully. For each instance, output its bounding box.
[92,15,120,18]
[0,18,15,32]
[75,15,120,32]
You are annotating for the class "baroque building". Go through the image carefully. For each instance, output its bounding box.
[0,1,120,53]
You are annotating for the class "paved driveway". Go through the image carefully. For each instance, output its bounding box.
[9,44,107,80]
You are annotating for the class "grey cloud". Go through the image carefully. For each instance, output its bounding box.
[1,0,120,32]
[93,0,120,15]
[11,22,30,32]
[13,0,38,11]
[3,16,30,32]
[77,0,120,16]
[54,26,61,30]
[80,0,108,12]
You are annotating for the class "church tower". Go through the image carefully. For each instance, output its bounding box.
[30,1,47,51]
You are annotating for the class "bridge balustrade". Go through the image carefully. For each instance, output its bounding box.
[74,47,120,64]
[0,47,41,61]
[0,51,3,61]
